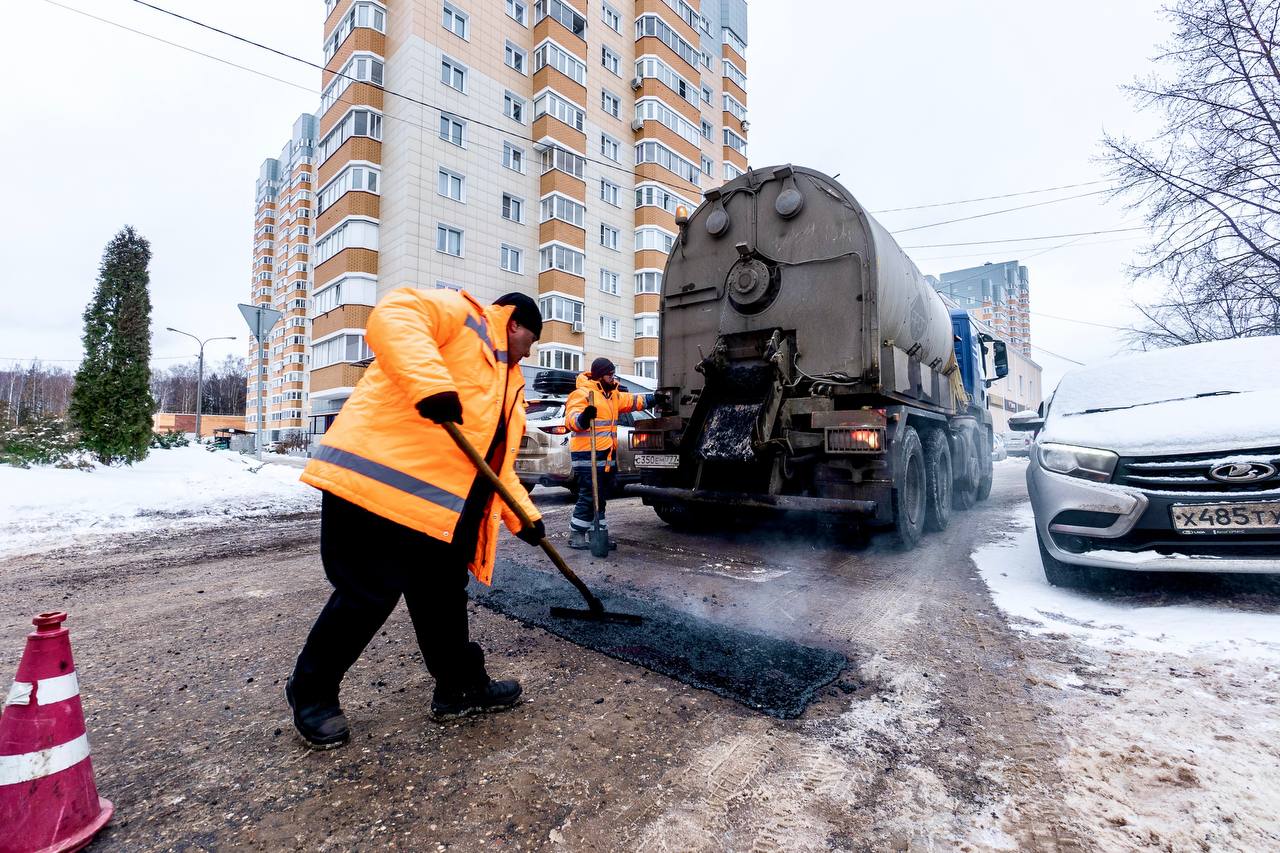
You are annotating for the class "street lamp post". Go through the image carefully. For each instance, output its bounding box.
[165,328,236,441]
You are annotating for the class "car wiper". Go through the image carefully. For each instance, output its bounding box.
[1067,390,1241,416]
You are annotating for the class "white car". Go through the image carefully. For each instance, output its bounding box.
[1002,429,1032,457]
[1014,336,1280,586]
[991,432,1009,461]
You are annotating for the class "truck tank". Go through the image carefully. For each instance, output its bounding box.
[660,164,962,409]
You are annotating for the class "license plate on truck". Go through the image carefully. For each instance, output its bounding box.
[1171,500,1280,533]
[635,454,680,469]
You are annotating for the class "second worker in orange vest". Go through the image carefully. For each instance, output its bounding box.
[286,288,545,748]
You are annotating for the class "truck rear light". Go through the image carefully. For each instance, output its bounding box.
[824,427,884,453]
[538,424,568,435]
[631,430,665,450]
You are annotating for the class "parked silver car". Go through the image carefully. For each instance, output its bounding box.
[1015,336,1280,587]
[1002,429,1032,457]
[515,374,655,493]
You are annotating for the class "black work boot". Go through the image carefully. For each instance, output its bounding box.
[431,679,524,721]
[285,674,350,749]
[568,528,590,550]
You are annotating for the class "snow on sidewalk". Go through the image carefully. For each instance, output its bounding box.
[0,445,319,558]
[974,505,1280,851]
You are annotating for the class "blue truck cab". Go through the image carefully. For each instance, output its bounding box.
[950,308,1009,417]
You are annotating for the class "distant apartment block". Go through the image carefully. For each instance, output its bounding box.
[267,0,750,438]
[935,260,1031,356]
[247,114,317,443]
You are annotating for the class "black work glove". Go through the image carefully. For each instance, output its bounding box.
[579,404,598,425]
[652,391,673,411]
[516,519,545,546]
[416,391,463,424]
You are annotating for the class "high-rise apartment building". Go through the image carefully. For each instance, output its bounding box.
[247,114,317,442]
[291,0,748,438]
[935,260,1031,356]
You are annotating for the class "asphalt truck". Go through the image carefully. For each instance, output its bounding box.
[628,165,1009,548]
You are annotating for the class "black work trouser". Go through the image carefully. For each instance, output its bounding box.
[571,467,616,530]
[291,492,487,704]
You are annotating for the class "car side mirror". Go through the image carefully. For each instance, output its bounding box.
[1008,410,1043,432]
[992,340,1009,379]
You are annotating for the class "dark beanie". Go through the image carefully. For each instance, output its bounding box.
[590,357,616,379]
[494,292,542,338]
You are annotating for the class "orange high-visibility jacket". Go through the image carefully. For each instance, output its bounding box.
[564,373,653,472]
[301,287,540,585]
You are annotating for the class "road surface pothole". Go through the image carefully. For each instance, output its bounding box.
[474,558,849,719]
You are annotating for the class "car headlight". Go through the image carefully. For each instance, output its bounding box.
[1036,442,1118,483]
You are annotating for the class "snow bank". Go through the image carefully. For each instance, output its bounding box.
[0,446,319,557]
[974,504,1280,660]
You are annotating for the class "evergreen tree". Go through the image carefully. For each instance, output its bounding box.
[70,226,156,464]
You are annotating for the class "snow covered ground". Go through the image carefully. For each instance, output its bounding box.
[0,445,319,557]
[975,502,1280,851]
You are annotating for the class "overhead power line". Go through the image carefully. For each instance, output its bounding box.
[892,188,1113,233]
[903,226,1149,249]
[871,179,1115,213]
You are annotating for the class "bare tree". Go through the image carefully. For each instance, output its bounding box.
[1104,0,1280,346]
[149,356,247,415]
[0,361,75,426]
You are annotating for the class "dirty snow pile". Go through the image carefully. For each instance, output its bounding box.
[974,506,1280,850]
[0,445,318,557]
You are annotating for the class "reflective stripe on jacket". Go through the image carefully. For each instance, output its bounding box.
[564,372,652,471]
[300,287,540,585]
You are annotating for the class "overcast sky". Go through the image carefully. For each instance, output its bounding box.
[3,0,1172,390]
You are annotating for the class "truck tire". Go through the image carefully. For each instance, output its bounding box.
[975,430,994,502]
[892,426,927,549]
[952,431,979,511]
[923,429,952,532]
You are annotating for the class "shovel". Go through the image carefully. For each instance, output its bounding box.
[586,391,610,559]
[442,421,642,626]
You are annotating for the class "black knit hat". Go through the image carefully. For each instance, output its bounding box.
[590,357,616,379]
[494,292,542,338]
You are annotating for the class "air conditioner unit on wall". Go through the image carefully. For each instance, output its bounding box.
[630,76,643,90]
[572,319,584,333]
[631,118,645,132]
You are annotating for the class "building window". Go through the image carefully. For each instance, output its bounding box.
[500,244,523,273]
[437,225,464,257]
[634,56,698,106]
[317,164,380,213]
[723,128,748,156]
[319,109,383,164]
[504,91,525,123]
[635,314,660,338]
[505,42,527,74]
[634,14,699,68]
[506,0,527,26]
[541,145,586,179]
[600,179,620,206]
[600,133,620,162]
[701,85,713,104]
[442,3,469,39]
[437,168,465,202]
[442,57,468,92]
[602,3,621,32]
[601,89,621,118]
[539,243,585,276]
[723,92,747,122]
[503,143,525,173]
[723,58,747,89]
[701,119,713,140]
[538,294,584,324]
[599,315,620,341]
[724,163,743,181]
[502,193,524,223]
[540,193,586,227]
[636,97,701,146]
[635,270,662,293]
[635,140,701,186]
[312,275,376,315]
[539,346,582,372]
[313,333,372,369]
[700,154,713,177]
[535,0,586,39]
[314,218,378,265]
[320,53,385,114]
[440,114,466,147]
[634,227,674,252]
[635,183,692,216]
[633,358,658,381]
[534,91,585,131]
[600,269,619,295]
[601,46,620,75]
[700,49,713,70]
[323,2,386,62]
[600,224,620,250]
[533,40,587,85]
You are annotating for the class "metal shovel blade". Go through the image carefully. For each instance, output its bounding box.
[589,522,610,558]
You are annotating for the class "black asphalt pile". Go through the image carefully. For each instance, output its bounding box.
[473,559,847,719]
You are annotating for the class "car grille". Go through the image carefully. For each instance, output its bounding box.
[1113,446,1280,494]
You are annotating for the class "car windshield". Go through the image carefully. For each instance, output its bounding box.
[1050,337,1277,416]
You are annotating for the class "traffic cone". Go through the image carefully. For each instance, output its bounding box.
[0,612,112,853]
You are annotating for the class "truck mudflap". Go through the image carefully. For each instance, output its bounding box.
[626,484,877,516]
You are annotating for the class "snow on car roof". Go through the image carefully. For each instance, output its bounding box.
[1051,336,1280,415]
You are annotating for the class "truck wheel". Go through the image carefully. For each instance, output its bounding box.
[892,426,927,549]
[923,430,952,532]
[975,429,994,502]
[952,441,979,511]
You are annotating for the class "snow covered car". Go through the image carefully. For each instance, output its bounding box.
[1014,336,1280,586]
[1002,428,1032,457]
[991,432,1008,462]
[514,374,655,493]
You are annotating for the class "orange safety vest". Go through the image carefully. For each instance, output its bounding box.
[301,287,540,585]
[564,373,653,472]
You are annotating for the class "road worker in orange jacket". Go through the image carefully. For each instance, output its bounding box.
[563,357,665,550]
[286,287,545,748]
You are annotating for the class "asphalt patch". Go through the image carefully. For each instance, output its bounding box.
[472,558,848,719]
